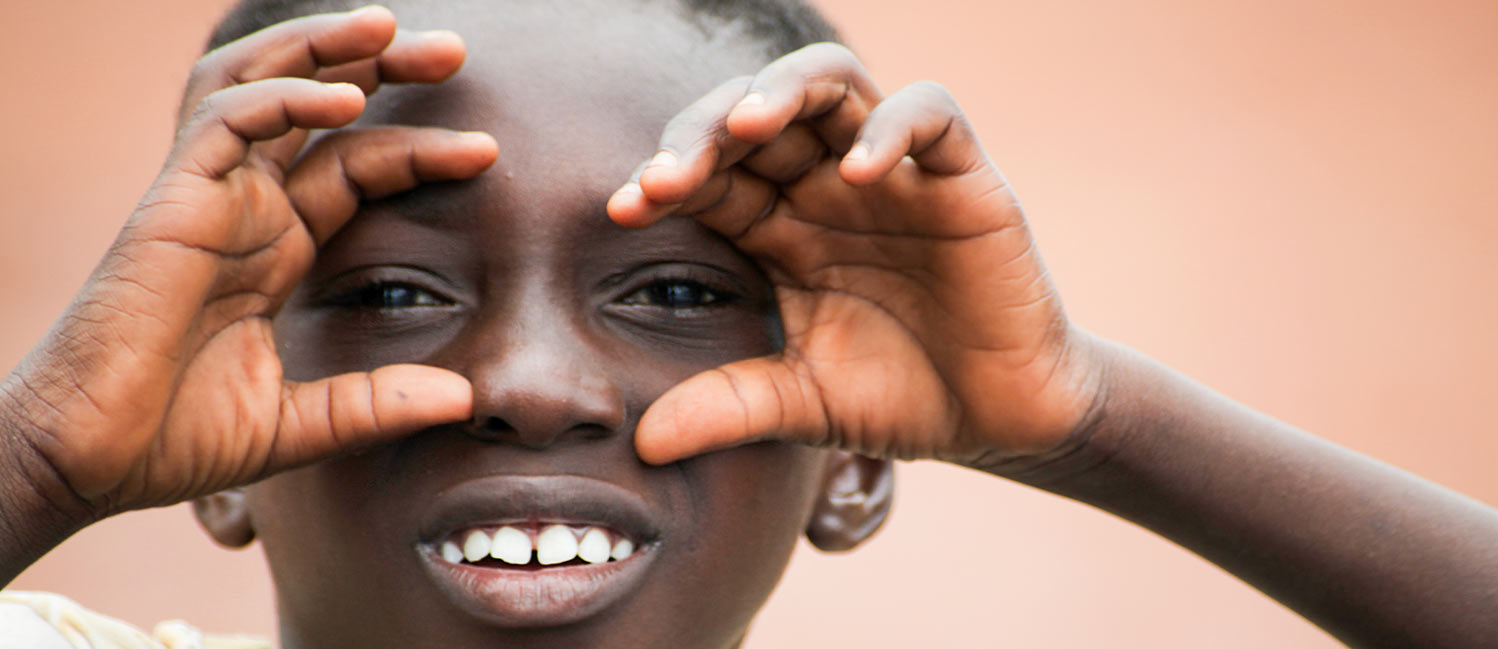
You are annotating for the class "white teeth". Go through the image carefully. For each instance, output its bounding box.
[577,527,612,564]
[536,525,580,565]
[462,530,492,562]
[490,526,532,565]
[449,524,634,566]
[610,538,635,561]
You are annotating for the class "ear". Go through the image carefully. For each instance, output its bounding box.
[191,489,256,548]
[805,451,894,552]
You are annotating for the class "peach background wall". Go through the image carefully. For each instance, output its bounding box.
[3,0,1495,646]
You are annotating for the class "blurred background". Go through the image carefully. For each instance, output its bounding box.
[2,0,1495,646]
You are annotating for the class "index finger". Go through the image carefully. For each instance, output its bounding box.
[178,6,464,123]
[609,43,882,227]
[723,42,884,152]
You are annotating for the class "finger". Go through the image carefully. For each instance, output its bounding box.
[737,121,827,184]
[312,28,467,94]
[273,364,472,470]
[634,356,828,465]
[838,81,988,185]
[181,6,400,122]
[171,79,367,180]
[723,42,883,153]
[284,127,499,245]
[608,76,754,227]
[251,128,312,178]
[682,169,779,242]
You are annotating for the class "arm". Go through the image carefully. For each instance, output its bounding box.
[0,388,92,585]
[608,42,1498,647]
[1024,340,1498,647]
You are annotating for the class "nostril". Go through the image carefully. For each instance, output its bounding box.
[464,416,514,441]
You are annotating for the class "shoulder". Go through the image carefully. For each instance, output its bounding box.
[0,592,270,649]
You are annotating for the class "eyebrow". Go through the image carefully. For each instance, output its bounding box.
[360,185,479,232]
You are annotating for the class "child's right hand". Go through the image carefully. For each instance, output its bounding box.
[0,7,493,525]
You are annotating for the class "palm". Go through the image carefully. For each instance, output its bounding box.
[753,160,1082,463]
[88,165,312,507]
[613,44,1105,466]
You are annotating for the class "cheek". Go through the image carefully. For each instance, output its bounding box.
[651,443,827,642]
[244,458,451,646]
[609,314,781,405]
[272,305,464,382]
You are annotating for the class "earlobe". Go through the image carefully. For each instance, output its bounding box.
[191,489,256,549]
[805,451,894,552]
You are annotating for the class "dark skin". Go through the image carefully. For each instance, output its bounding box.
[235,5,876,643]
[5,4,887,648]
[1,3,1497,649]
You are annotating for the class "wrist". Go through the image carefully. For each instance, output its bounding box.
[0,374,96,585]
[967,333,1132,488]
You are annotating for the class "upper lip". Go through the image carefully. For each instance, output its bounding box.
[417,474,663,547]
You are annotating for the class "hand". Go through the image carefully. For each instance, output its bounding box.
[0,7,495,517]
[608,43,1103,472]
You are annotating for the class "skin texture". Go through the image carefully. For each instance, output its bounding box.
[214,4,891,648]
[2,1,1497,648]
[0,7,488,579]
[601,23,1498,649]
[0,5,891,648]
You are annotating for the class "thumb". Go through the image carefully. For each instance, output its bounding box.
[635,356,829,465]
[273,364,472,470]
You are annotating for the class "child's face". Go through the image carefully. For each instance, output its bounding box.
[199,3,866,648]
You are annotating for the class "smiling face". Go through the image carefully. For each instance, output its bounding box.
[192,2,882,648]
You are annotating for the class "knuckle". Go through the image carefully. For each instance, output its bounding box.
[721,74,754,89]
[803,41,857,65]
[910,80,955,102]
[721,74,754,97]
[907,81,959,112]
[902,81,964,120]
[187,90,227,125]
[663,104,726,148]
[812,43,864,77]
[188,50,227,82]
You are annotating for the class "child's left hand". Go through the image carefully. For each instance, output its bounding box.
[608,43,1104,473]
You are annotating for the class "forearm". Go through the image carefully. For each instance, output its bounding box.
[1018,339,1498,648]
[0,373,93,587]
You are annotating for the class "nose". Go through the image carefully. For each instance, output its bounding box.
[460,313,625,450]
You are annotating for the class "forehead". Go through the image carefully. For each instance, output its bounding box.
[359,0,768,185]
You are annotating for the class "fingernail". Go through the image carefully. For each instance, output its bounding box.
[459,131,493,144]
[845,142,870,161]
[352,5,384,17]
[615,182,643,197]
[422,29,460,41]
[647,150,677,169]
[736,92,766,107]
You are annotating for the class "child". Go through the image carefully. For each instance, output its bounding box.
[2,1,1495,647]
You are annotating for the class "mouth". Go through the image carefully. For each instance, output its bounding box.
[417,475,662,627]
[440,522,637,568]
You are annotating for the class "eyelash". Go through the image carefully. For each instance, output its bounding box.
[318,272,741,313]
[619,277,737,310]
[325,281,451,310]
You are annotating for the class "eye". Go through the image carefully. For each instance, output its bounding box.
[621,279,729,309]
[327,281,449,309]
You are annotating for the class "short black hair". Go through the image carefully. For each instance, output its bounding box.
[206,0,841,58]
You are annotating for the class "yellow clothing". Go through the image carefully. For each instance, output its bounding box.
[0,592,269,649]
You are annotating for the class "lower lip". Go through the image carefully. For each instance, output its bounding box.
[420,545,655,626]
